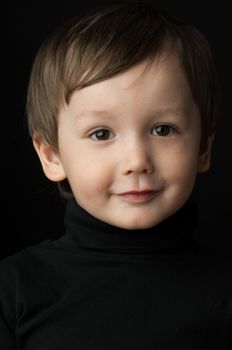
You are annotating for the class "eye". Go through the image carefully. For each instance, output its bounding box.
[89,128,114,141]
[152,124,176,136]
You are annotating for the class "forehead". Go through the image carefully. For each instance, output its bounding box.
[68,53,196,118]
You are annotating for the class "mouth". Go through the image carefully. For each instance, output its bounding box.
[118,190,161,204]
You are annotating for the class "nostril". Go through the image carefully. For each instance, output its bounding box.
[124,167,154,175]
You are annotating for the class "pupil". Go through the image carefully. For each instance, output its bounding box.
[96,130,109,140]
[157,125,169,136]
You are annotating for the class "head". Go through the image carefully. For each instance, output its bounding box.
[27,0,220,229]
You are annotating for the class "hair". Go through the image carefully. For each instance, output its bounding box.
[26,0,221,198]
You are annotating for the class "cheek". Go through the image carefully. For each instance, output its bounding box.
[67,152,114,199]
[160,144,199,184]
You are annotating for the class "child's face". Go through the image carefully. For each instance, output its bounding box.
[37,53,213,229]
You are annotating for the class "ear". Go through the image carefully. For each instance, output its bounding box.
[197,134,215,173]
[32,135,66,182]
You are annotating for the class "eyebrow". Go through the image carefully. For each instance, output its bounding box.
[76,108,186,119]
[77,110,115,118]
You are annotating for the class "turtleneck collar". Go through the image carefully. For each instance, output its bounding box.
[60,199,200,255]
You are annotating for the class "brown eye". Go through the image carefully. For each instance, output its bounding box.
[152,125,176,136]
[89,129,114,141]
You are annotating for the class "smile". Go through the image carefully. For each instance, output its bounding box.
[118,190,160,204]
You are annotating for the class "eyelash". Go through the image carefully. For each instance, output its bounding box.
[88,124,177,141]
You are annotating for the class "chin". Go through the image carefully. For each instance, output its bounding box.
[119,216,162,230]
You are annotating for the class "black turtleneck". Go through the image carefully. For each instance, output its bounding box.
[0,200,231,349]
[61,199,200,255]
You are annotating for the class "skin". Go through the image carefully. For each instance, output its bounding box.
[34,53,214,230]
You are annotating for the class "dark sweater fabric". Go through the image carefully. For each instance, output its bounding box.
[0,199,231,349]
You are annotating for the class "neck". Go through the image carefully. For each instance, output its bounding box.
[60,199,200,256]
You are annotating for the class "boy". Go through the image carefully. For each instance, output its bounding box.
[1,1,231,349]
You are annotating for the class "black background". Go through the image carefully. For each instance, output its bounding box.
[3,0,231,260]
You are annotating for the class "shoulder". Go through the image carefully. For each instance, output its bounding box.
[0,238,66,332]
[0,235,70,271]
[0,239,65,295]
[193,245,232,267]
[192,247,232,287]
[0,239,53,269]
[0,239,61,292]
[195,246,232,266]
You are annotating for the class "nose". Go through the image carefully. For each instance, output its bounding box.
[121,139,154,176]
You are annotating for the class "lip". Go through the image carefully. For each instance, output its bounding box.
[118,190,161,203]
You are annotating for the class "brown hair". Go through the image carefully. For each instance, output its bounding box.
[26,0,221,198]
